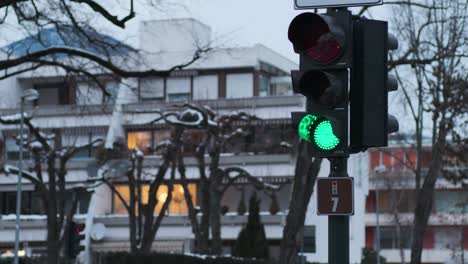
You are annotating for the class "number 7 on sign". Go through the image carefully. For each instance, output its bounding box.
[331,197,339,212]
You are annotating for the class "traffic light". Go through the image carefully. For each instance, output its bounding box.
[350,18,399,152]
[289,9,352,157]
[66,221,85,259]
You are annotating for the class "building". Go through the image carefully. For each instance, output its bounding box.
[0,18,370,263]
[365,144,468,264]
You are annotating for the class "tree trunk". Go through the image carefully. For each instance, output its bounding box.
[198,179,211,253]
[410,126,446,264]
[194,144,211,253]
[279,142,321,264]
[209,168,223,254]
[47,155,60,264]
[46,214,59,264]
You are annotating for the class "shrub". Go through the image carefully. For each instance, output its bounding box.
[232,192,269,259]
[93,252,270,264]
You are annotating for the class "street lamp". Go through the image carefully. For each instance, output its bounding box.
[14,88,39,264]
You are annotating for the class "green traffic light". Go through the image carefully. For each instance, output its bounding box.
[298,114,318,143]
[314,120,340,150]
[298,114,340,150]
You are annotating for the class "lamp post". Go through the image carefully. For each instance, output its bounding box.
[374,165,387,264]
[14,89,39,264]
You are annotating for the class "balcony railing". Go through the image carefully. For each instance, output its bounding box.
[123,95,304,113]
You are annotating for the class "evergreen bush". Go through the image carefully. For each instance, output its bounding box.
[232,192,269,259]
[361,248,386,264]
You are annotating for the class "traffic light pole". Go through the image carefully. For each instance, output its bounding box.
[328,157,349,264]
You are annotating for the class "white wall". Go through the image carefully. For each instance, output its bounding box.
[226,73,253,98]
[139,19,211,53]
[0,77,21,109]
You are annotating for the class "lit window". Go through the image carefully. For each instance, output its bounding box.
[127,131,151,153]
[113,183,197,215]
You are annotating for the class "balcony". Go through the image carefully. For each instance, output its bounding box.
[123,95,304,113]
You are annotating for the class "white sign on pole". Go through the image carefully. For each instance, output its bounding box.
[295,0,383,9]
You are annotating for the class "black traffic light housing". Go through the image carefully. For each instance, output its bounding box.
[66,221,85,259]
[289,9,352,157]
[350,18,399,152]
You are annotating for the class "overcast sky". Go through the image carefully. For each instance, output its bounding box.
[111,0,393,64]
[0,0,392,64]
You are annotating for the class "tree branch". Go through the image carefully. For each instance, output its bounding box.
[70,0,135,29]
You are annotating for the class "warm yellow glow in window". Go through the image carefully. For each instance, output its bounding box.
[113,183,197,215]
[127,131,151,150]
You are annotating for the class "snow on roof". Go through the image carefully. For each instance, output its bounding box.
[141,43,297,73]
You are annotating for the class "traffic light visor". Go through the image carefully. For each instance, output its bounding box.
[298,114,340,150]
[288,13,343,63]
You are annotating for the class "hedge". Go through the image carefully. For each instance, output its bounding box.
[94,252,271,264]
[0,257,47,264]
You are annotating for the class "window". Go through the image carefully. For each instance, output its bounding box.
[434,227,463,249]
[140,77,164,100]
[300,226,316,253]
[104,81,119,104]
[193,75,217,100]
[222,124,296,155]
[34,82,72,106]
[270,76,292,96]
[377,190,416,213]
[113,183,197,215]
[0,191,44,215]
[380,226,412,249]
[167,77,190,102]
[258,75,270,97]
[435,191,468,213]
[127,131,152,154]
[226,73,253,98]
[62,132,104,159]
[76,83,103,105]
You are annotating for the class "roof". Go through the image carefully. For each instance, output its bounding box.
[142,43,298,73]
[2,25,135,57]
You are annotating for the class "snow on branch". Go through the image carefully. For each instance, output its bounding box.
[221,167,281,194]
[2,164,47,192]
[0,112,31,124]
[0,112,52,151]
[163,106,207,128]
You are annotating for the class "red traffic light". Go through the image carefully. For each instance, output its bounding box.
[74,223,85,233]
[288,13,344,64]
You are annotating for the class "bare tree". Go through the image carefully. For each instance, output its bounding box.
[0,113,102,264]
[357,1,468,263]
[0,0,212,95]
[389,1,467,263]
[358,0,467,263]
[97,144,174,253]
[142,104,286,255]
